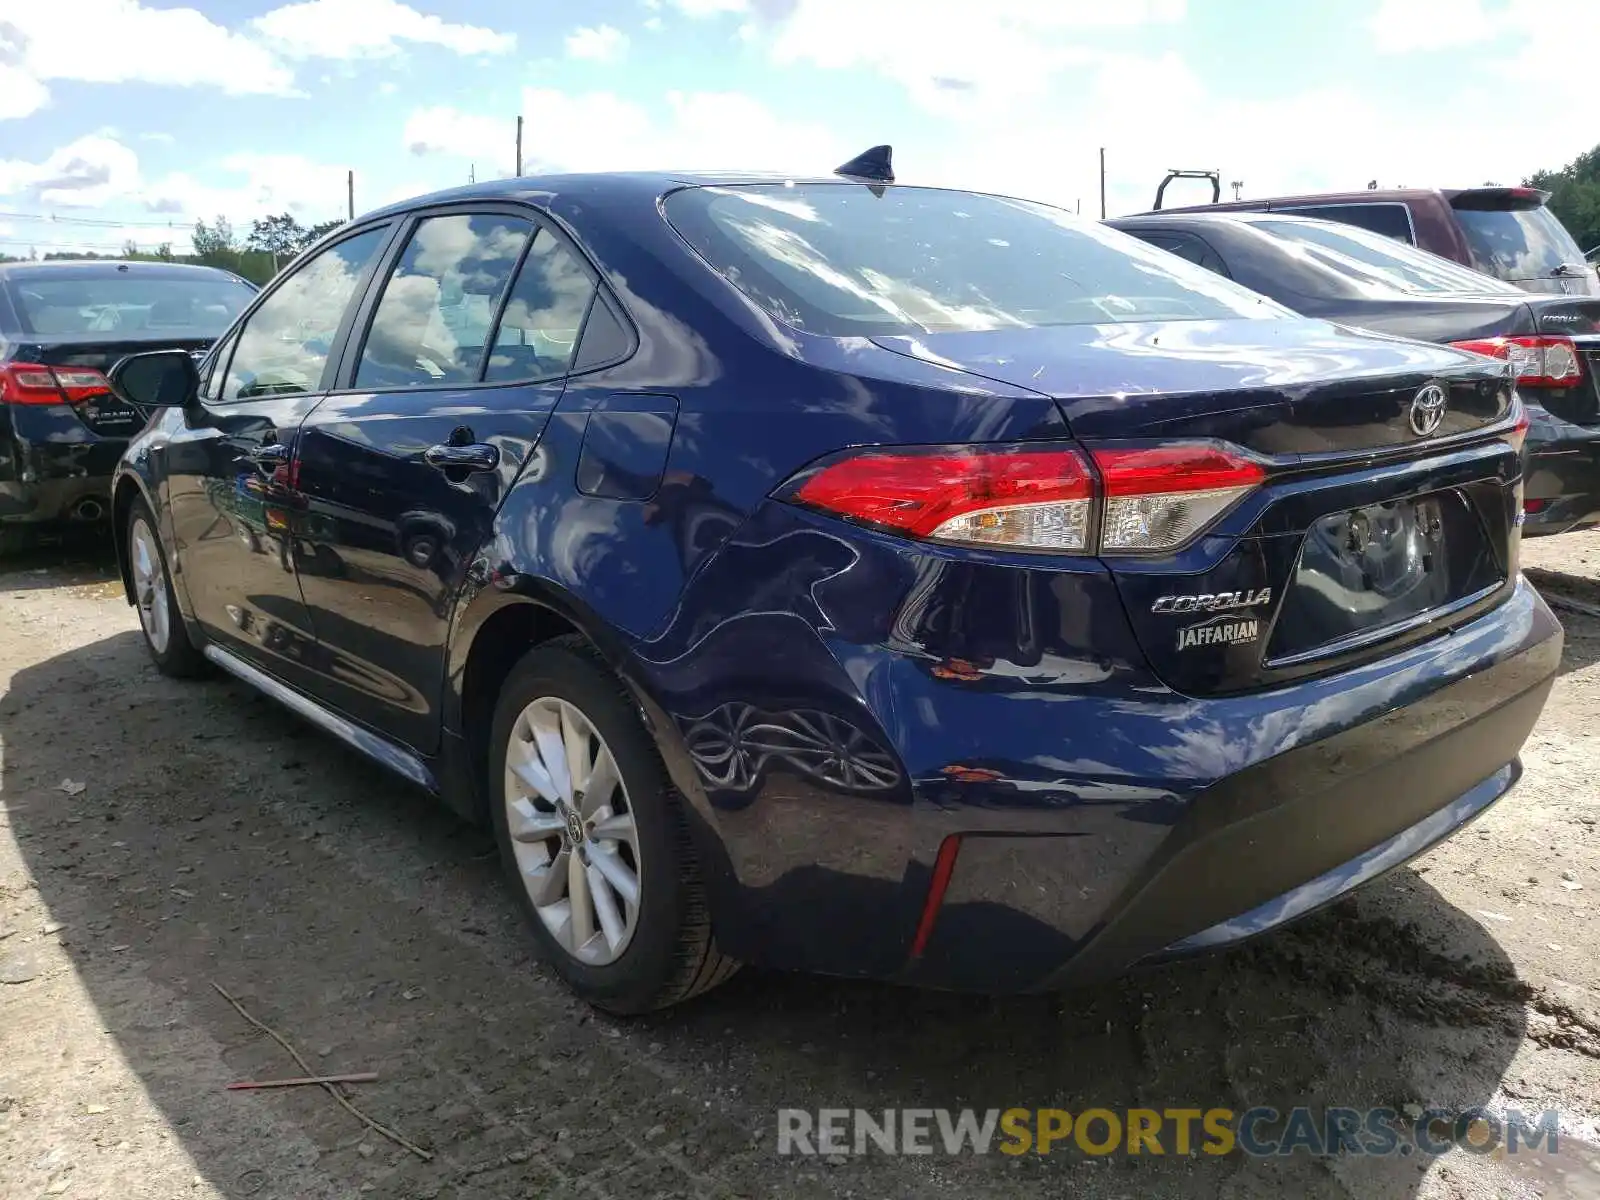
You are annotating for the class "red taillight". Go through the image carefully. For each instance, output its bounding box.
[792,445,1095,551]
[1450,336,1583,388]
[788,440,1264,556]
[1090,444,1266,554]
[0,362,112,406]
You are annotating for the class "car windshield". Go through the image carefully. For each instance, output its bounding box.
[1251,219,1518,296]
[6,271,255,337]
[664,183,1283,336]
[1453,204,1591,282]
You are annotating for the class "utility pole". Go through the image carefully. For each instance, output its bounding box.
[1098,147,1106,219]
[469,162,476,184]
[516,115,524,177]
[347,170,354,220]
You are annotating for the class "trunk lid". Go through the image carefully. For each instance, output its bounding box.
[14,334,213,437]
[874,318,1522,696]
[872,318,1512,454]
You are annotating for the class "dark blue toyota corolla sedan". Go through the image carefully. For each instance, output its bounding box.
[106,162,1561,1013]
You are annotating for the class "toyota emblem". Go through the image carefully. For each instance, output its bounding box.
[1408,383,1447,437]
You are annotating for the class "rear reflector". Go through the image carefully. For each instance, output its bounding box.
[788,440,1264,556]
[909,836,962,959]
[791,446,1095,551]
[0,362,112,406]
[1450,336,1583,388]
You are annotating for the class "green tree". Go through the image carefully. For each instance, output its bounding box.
[298,218,345,250]
[1527,145,1600,258]
[247,212,306,267]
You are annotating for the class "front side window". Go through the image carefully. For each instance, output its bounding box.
[664,184,1280,337]
[355,213,533,389]
[222,227,388,400]
[483,231,597,382]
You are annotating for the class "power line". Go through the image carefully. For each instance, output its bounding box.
[0,209,193,230]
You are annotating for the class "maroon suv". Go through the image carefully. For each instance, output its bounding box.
[1152,186,1599,298]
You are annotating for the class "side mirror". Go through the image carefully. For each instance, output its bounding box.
[109,349,200,408]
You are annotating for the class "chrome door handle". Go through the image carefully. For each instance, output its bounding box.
[245,443,289,467]
[424,443,499,473]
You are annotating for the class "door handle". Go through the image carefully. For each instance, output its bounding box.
[424,443,499,473]
[242,443,289,467]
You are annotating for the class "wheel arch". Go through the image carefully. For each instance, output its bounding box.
[445,575,721,852]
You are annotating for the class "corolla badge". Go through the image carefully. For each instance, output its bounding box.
[1408,383,1447,437]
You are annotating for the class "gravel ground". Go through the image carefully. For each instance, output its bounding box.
[1,533,1598,1200]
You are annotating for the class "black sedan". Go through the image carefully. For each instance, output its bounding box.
[1110,211,1600,536]
[0,260,257,553]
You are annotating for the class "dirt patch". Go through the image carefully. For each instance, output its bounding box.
[1,534,1598,1199]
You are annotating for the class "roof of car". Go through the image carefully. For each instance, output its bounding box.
[0,259,250,281]
[1110,211,1336,229]
[356,170,861,224]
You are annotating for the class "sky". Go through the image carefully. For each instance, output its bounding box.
[0,0,1597,256]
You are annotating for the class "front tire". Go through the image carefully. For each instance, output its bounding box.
[127,500,206,678]
[489,637,737,1013]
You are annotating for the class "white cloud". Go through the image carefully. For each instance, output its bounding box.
[138,131,176,144]
[0,0,297,117]
[0,132,352,255]
[0,62,48,119]
[733,0,1187,117]
[671,0,748,14]
[251,0,515,59]
[404,88,838,180]
[643,16,664,30]
[1368,0,1501,53]
[0,134,141,207]
[565,24,628,62]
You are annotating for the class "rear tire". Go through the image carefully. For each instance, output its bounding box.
[489,636,738,1014]
[126,500,207,679]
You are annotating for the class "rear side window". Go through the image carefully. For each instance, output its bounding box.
[6,271,254,337]
[1453,204,1588,283]
[665,184,1281,337]
[483,232,597,382]
[1277,203,1415,244]
[356,213,533,389]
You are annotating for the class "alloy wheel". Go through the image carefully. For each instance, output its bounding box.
[503,697,642,965]
[129,516,171,655]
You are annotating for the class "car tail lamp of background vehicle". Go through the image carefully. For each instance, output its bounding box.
[788,439,1268,555]
[0,362,114,406]
[1449,336,1585,389]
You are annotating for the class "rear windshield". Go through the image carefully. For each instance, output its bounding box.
[1453,204,1589,283]
[1252,219,1518,296]
[664,184,1283,336]
[5,271,255,337]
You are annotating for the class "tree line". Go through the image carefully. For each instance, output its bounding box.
[0,212,347,284]
[1529,144,1600,258]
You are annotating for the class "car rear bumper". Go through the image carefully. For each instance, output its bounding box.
[900,577,1559,991]
[1,410,125,528]
[1522,405,1600,536]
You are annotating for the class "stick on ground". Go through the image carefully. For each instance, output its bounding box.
[211,981,434,1161]
[227,1072,381,1091]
